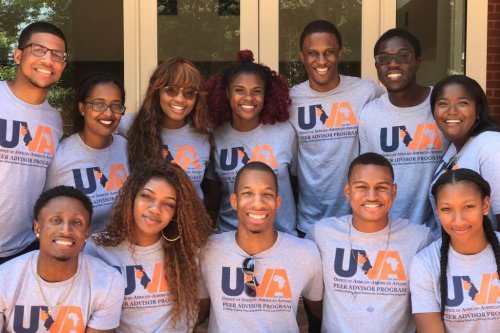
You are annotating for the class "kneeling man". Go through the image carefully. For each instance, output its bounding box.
[0,185,124,332]
[307,153,432,333]
[199,162,323,332]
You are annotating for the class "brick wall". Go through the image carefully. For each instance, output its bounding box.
[487,0,500,122]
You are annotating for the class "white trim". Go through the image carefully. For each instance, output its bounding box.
[259,0,279,71]
[124,0,157,113]
[465,0,487,89]
[361,0,396,81]
[241,0,259,60]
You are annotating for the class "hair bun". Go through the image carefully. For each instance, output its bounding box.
[236,50,254,63]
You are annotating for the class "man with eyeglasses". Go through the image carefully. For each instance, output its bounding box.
[306,152,432,333]
[358,28,448,234]
[0,22,67,264]
[198,161,323,332]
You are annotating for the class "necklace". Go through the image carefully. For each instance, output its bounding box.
[348,217,391,273]
[34,256,78,315]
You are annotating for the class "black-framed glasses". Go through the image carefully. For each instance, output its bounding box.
[242,257,259,297]
[164,86,198,100]
[374,51,413,65]
[84,102,126,115]
[20,43,67,63]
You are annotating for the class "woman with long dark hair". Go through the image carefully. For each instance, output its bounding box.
[411,168,500,332]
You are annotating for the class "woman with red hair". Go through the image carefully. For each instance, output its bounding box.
[204,50,298,235]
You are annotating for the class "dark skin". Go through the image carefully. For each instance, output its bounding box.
[198,169,322,325]
[375,36,429,108]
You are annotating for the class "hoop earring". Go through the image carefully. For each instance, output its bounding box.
[162,219,181,242]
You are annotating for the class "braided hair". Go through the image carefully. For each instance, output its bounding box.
[431,168,500,320]
[204,49,290,127]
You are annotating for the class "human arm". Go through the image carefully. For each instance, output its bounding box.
[197,298,210,325]
[303,298,322,320]
[414,313,445,333]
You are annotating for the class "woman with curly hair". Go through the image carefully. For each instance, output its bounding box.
[410,168,500,332]
[204,49,297,235]
[121,57,212,199]
[45,71,128,234]
[85,160,213,332]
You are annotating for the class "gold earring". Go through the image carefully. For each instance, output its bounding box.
[162,219,181,242]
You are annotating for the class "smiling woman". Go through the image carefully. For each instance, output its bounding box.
[85,160,213,332]
[410,169,500,333]
[44,72,129,234]
[204,49,298,236]
[430,75,500,229]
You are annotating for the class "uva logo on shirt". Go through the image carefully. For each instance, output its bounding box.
[446,273,500,307]
[297,102,357,130]
[380,123,442,153]
[334,248,407,280]
[114,263,168,295]
[221,266,292,298]
[72,164,127,194]
[219,145,278,171]
[0,118,56,155]
[13,305,84,333]
[162,144,200,170]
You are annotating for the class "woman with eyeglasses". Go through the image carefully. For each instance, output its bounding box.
[45,71,129,233]
[122,57,212,199]
[410,168,500,332]
[204,50,297,235]
[430,75,500,229]
[85,160,213,332]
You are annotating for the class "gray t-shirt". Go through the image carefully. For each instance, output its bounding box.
[0,251,124,332]
[0,81,63,257]
[199,231,323,333]
[210,121,298,235]
[45,133,129,233]
[410,234,500,333]
[85,237,193,332]
[359,92,448,232]
[430,131,500,226]
[306,215,432,333]
[289,76,384,233]
[119,114,210,199]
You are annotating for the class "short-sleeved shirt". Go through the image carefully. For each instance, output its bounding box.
[307,215,432,333]
[289,76,384,233]
[85,237,193,332]
[429,131,500,229]
[210,122,298,235]
[358,91,448,232]
[45,133,129,233]
[0,81,63,257]
[0,251,124,332]
[410,234,500,333]
[119,114,210,199]
[199,231,323,333]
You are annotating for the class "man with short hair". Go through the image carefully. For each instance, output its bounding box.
[288,19,385,237]
[199,161,323,332]
[0,185,124,332]
[358,28,447,233]
[0,22,67,263]
[307,152,432,333]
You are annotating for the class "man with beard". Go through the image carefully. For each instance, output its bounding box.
[0,186,124,332]
[198,162,323,332]
[0,22,67,263]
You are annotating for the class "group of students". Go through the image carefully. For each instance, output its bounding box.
[0,17,498,333]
